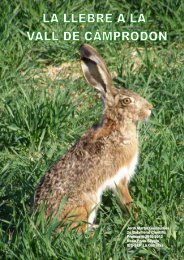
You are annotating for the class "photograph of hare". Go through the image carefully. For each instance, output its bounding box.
[0,1,183,259]
[34,44,153,231]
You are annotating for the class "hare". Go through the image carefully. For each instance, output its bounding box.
[34,44,153,231]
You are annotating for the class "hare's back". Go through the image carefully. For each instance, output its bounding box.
[34,130,106,207]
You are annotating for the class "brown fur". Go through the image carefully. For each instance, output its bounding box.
[34,44,152,231]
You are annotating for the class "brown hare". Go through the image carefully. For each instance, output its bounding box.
[34,44,153,231]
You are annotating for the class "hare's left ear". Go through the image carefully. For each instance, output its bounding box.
[80,44,112,98]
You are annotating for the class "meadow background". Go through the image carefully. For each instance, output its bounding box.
[0,0,183,259]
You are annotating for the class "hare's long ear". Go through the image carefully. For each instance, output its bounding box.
[80,44,112,97]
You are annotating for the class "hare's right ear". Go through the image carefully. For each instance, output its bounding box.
[80,44,112,97]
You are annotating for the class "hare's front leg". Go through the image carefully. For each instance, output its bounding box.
[114,179,134,211]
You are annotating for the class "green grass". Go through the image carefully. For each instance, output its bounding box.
[0,1,184,259]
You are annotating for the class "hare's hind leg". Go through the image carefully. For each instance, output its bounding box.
[65,206,88,232]
[87,204,99,231]
[63,203,95,232]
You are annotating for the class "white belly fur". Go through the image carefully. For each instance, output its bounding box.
[88,152,138,226]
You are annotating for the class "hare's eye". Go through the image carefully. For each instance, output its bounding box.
[122,97,131,105]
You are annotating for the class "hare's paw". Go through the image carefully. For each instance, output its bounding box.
[125,201,138,220]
